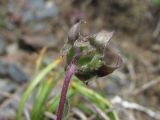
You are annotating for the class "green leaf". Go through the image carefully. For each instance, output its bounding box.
[48,77,119,120]
[79,54,102,71]
[67,44,103,81]
[48,89,75,112]
[31,72,62,120]
[71,77,119,120]
[62,99,70,120]
[17,59,62,120]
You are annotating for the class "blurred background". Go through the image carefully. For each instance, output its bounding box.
[0,0,160,120]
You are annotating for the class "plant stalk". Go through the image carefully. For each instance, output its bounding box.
[56,53,80,120]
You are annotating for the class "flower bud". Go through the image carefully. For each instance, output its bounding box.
[97,47,123,77]
[89,30,114,52]
[66,22,123,82]
[68,21,81,45]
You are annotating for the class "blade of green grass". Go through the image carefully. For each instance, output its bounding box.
[31,73,62,120]
[62,99,70,120]
[71,77,119,120]
[17,58,62,120]
[49,77,119,120]
[31,71,63,120]
[48,88,75,113]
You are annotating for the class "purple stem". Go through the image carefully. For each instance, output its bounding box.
[56,54,80,120]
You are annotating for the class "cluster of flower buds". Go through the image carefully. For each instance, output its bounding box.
[66,21,123,82]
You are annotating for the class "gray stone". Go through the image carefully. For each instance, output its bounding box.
[0,61,29,83]
[0,35,6,55]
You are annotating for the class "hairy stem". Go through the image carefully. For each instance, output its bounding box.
[56,53,80,120]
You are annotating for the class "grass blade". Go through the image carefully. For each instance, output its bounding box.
[71,77,119,120]
[31,75,58,120]
[17,58,62,120]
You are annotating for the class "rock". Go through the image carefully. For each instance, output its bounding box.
[0,61,29,84]
[0,80,17,102]
[103,71,130,96]
[8,64,29,83]
[0,108,16,120]
[0,35,6,55]
[0,62,9,77]
[19,34,59,50]
[8,0,59,24]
